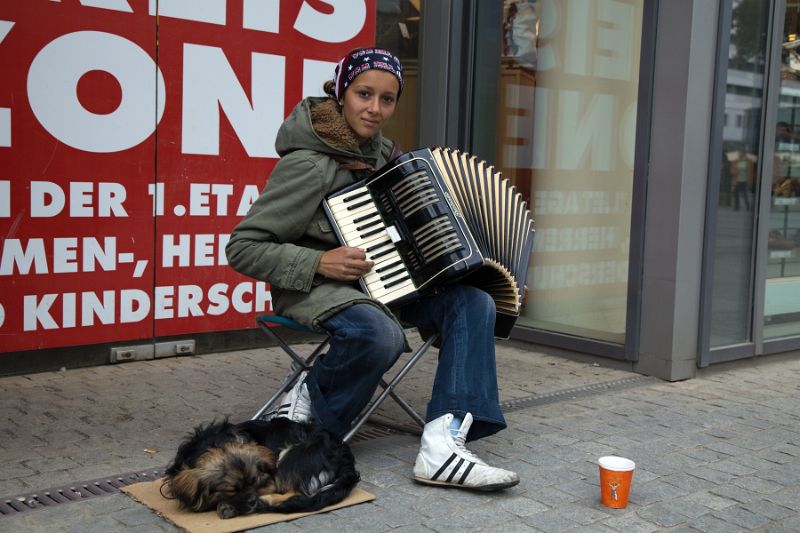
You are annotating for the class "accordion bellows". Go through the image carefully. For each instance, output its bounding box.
[323,147,535,338]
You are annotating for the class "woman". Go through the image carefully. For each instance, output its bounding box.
[226,47,519,491]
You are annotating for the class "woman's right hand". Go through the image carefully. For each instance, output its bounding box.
[317,247,374,281]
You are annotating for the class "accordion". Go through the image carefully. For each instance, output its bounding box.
[323,147,535,338]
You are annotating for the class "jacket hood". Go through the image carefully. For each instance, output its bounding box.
[275,96,385,167]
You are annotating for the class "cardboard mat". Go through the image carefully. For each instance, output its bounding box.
[121,479,376,533]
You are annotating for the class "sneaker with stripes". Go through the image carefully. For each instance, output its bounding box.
[260,371,313,423]
[413,413,519,491]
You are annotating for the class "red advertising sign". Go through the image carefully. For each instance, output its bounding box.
[0,1,375,352]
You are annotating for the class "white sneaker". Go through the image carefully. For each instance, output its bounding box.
[413,413,519,491]
[265,371,313,423]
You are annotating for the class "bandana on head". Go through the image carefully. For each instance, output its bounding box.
[333,47,404,101]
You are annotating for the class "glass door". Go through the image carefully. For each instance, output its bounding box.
[707,0,773,350]
[764,1,800,340]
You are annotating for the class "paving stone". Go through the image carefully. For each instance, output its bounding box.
[777,515,800,531]
[705,458,757,476]
[568,524,620,533]
[529,487,580,507]
[686,512,748,532]
[712,504,771,530]
[730,475,783,495]
[493,494,550,517]
[521,508,582,532]
[689,466,737,484]
[651,496,711,519]
[635,502,691,527]
[684,490,738,511]
[629,479,685,505]
[551,503,610,525]
[742,499,796,521]
[765,487,800,511]
[602,513,662,533]
[660,473,718,493]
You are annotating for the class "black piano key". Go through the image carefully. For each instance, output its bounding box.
[353,212,379,224]
[384,275,411,289]
[372,247,395,260]
[347,199,372,211]
[375,260,403,273]
[360,227,384,239]
[366,239,391,252]
[379,267,406,282]
[356,218,382,231]
[343,191,369,203]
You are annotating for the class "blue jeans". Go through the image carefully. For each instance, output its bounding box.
[304,285,506,441]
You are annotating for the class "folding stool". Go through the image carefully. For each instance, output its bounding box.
[252,314,439,442]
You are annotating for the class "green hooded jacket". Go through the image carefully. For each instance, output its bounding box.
[226,96,404,335]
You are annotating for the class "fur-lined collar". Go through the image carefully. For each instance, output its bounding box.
[310,98,363,150]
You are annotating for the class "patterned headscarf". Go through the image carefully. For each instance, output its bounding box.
[333,47,404,101]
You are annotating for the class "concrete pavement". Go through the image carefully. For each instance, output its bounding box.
[1,332,799,532]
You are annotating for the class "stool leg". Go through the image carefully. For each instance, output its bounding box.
[251,321,330,421]
[342,333,437,442]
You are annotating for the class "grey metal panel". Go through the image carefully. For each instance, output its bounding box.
[752,0,786,352]
[638,0,720,380]
[698,0,734,368]
[763,336,800,355]
[468,0,503,163]
[417,1,451,148]
[513,327,627,360]
[625,0,659,362]
[708,343,759,364]
[445,0,475,149]
[417,1,479,149]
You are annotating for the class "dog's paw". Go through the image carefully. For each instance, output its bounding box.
[217,502,238,519]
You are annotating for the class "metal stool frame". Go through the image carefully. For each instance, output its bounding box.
[252,314,438,442]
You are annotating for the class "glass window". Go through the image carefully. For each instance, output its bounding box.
[765,1,800,339]
[496,0,644,343]
[708,0,771,347]
[376,0,421,151]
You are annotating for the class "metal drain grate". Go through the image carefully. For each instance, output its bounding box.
[349,423,407,443]
[0,468,165,517]
[500,375,658,412]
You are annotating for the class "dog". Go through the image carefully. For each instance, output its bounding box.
[162,418,359,519]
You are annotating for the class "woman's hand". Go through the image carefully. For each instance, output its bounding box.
[317,247,374,281]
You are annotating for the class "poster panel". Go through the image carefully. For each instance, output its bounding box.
[0,1,375,352]
[0,1,157,351]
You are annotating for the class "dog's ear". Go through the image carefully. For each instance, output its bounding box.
[170,468,207,511]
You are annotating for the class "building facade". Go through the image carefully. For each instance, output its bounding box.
[1,1,798,380]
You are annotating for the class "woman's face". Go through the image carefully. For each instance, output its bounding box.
[341,69,399,142]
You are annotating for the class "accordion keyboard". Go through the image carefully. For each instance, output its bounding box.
[325,185,418,303]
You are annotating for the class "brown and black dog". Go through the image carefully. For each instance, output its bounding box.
[162,418,359,519]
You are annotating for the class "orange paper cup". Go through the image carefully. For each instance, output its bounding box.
[598,456,635,508]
